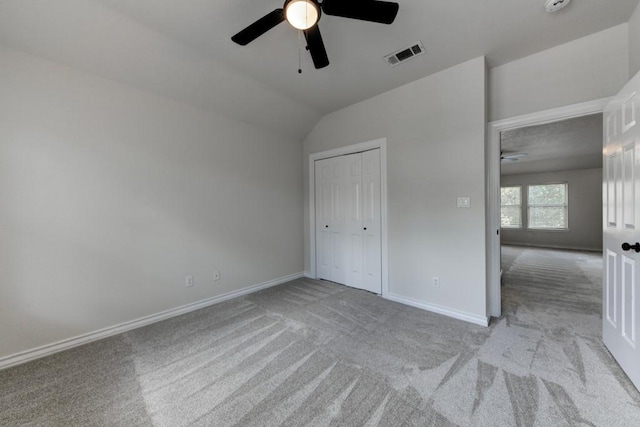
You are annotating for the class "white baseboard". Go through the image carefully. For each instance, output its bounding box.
[0,272,303,371]
[384,293,489,327]
[501,242,602,252]
[303,271,315,279]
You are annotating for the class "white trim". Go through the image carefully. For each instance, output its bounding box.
[308,138,389,296]
[384,293,490,327]
[502,242,602,252]
[0,272,303,371]
[621,92,636,133]
[487,97,611,317]
[490,98,611,132]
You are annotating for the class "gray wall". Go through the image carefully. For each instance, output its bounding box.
[0,47,304,359]
[489,25,629,122]
[304,58,488,322]
[501,169,603,251]
[630,1,640,78]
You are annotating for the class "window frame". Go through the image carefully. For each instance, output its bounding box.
[526,182,569,231]
[500,185,523,229]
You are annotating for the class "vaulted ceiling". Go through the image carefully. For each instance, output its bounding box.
[0,0,638,139]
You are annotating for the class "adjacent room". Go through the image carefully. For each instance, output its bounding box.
[500,114,603,252]
[498,114,605,321]
[1,0,640,425]
[497,116,611,423]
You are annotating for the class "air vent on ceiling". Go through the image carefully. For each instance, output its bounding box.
[384,41,425,67]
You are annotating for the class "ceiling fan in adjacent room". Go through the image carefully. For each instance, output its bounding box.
[500,151,528,163]
[231,0,400,70]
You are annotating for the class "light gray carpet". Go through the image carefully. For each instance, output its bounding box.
[1,246,639,426]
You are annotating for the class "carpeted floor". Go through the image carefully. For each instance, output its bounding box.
[1,245,639,426]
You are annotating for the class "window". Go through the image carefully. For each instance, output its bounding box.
[527,183,568,230]
[501,186,522,228]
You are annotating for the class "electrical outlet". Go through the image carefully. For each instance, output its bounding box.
[432,277,440,287]
[214,270,221,282]
[186,276,194,287]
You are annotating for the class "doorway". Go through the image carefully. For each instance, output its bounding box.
[487,98,611,317]
[497,114,604,329]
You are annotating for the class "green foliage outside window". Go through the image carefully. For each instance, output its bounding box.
[500,186,522,228]
[500,183,568,230]
[528,184,567,229]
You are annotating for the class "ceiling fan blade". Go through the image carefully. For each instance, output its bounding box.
[501,153,528,160]
[231,9,285,45]
[321,0,399,24]
[304,26,329,69]
[500,152,528,163]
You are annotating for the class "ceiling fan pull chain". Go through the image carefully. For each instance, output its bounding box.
[298,30,303,74]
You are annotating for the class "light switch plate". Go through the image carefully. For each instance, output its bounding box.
[457,197,470,208]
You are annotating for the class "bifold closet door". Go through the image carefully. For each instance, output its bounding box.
[315,155,348,285]
[315,149,381,294]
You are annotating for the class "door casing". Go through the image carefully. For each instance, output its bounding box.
[308,138,389,296]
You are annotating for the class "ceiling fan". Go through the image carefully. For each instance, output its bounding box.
[231,0,400,70]
[500,152,528,163]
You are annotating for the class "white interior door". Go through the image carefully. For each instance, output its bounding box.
[345,153,365,290]
[315,156,347,284]
[315,157,333,280]
[361,149,382,293]
[603,70,640,391]
[315,149,382,294]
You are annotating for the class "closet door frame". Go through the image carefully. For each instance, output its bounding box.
[308,138,388,296]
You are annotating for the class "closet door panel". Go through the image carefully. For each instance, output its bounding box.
[315,158,333,280]
[362,149,382,293]
[345,153,364,289]
[330,156,348,285]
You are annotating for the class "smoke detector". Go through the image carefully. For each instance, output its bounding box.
[545,0,571,13]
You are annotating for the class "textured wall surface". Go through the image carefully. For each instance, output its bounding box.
[304,58,487,321]
[0,47,304,358]
[489,25,629,122]
[629,2,640,78]
[501,169,603,251]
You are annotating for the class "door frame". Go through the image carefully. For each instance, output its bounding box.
[308,138,389,295]
[486,98,611,317]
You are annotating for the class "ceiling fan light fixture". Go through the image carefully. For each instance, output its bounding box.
[285,0,319,30]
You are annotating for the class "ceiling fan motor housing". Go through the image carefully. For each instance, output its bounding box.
[284,0,321,30]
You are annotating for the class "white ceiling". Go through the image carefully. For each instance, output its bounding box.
[500,113,603,176]
[0,0,638,139]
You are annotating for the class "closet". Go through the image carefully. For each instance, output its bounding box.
[314,149,381,294]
